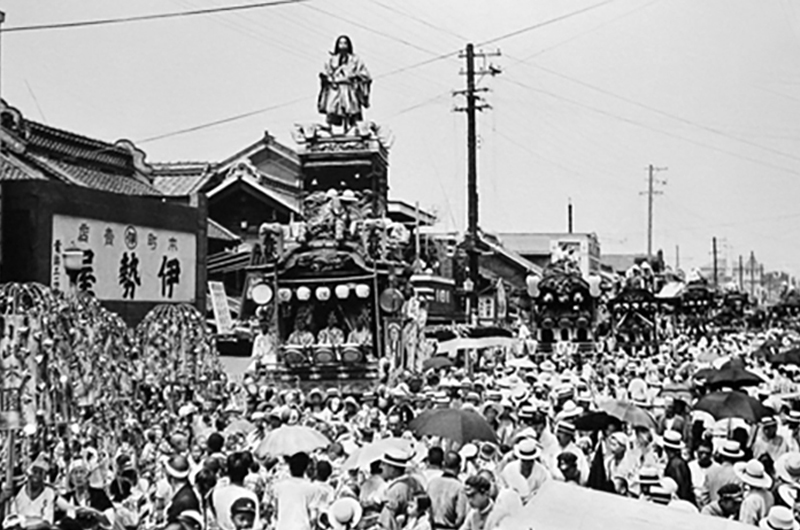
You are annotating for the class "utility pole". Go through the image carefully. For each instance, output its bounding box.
[675,244,680,271]
[739,255,744,291]
[0,11,5,96]
[712,237,718,287]
[455,43,500,326]
[641,164,667,260]
[749,251,756,298]
[567,198,573,234]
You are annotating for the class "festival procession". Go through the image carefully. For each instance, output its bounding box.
[0,2,799,530]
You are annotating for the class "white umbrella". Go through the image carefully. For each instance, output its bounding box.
[255,425,330,458]
[342,437,415,471]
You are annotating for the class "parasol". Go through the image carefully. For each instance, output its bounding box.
[706,366,764,390]
[224,419,256,437]
[694,390,773,423]
[342,437,415,471]
[409,408,498,445]
[255,425,330,458]
[573,411,623,432]
[422,356,454,371]
[596,399,657,430]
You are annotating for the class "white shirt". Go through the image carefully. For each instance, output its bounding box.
[11,486,57,525]
[212,484,260,530]
[272,477,319,530]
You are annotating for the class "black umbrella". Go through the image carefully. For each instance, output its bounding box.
[422,356,454,371]
[573,411,623,432]
[694,390,774,423]
[409,408,498,444]
[706,366,763,390]
[769,348,800,366]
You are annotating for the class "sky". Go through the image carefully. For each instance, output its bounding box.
[3,0,800,277]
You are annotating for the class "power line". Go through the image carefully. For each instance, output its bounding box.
[0,0,308,33]
[477,0,619,47]
[526,62,800,166]
[371,0,468,42]
[499,75,800,181]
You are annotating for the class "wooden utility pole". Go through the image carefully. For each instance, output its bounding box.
[675,244,680,270]
[712,237,718,287]
[568,199,574,233]
[749,251,756,297]
[739,255,744,291]
[641,164,667,260]
[455,43,500,321]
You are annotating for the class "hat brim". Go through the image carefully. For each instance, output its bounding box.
[327,498,363,530]
[759,518,800,530]
[734,464,773,490]
[775,454,800,487]
[513,447,540,461]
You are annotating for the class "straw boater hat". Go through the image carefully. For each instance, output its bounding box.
[513,438,541,461]
[660,430,685,452]
[638,467,661,487]
[776,452,800,486]
[381,447,414,469]
[735,460,773,490]
[27,454,49,475]
[555,421,576,438]
[164,455,191,480]
[327,497,363,530]
[459,443,478,460]
[759,506,800,530]
[786,411,800,427]
[718,440,745,460]
[762,416,779,428]
[778,484,798,508]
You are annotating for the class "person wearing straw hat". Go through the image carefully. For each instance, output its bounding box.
[498,439,550,505]
[427,452,467,530]
[735,459,775,526]
[325,497,362,530]
[759,506,800,530]
[754,416,793,464]
[379,447,424,530]
[706,439,745,504]
[775,452,800,489]
[688,438,719,508]
[661,430,696,506]
[165,455,201,525]
[546,421,588,485]
[271,452,319,530]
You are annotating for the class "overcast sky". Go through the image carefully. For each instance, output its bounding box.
[3,0,800,276]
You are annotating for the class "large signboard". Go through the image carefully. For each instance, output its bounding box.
[51,214,196,302]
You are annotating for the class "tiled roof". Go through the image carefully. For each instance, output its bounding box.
[26,121,134,172]
[28,154,162,196]
[208,218,240,242]
[151,161,212,196]
[0,152,48,181]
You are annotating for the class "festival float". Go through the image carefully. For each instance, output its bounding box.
[525,258,602,358]
[230,42,430,390]
[607,284,662,353]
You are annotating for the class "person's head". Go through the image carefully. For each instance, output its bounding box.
[334,35,354,55]
[464,475,493,510]
[230,497,257,530]
[717,483,744,517]
[165,455,192,486]
[408,492,431,519]
[287,452,310,478]
[387,414,403,437]
[68,460,89,489]
[207,432,225,454]
[443,451,461,474]
[381,448,412,480]
[555,422,576,447]
[227,452,251,484]
[316,460,333,482]
[762,417,779,440]
[426,447,444,469]
[695,439,713,467]
[27,457,48,490]
[608,432,628,458]
[195,468,217,498]
[557,452,580,482]
[633,426,653,446]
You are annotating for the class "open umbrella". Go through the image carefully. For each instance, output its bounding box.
[422,356,454,371]
[706,366,764,390]
[342,437,415,471]
[409,408,497,445]
[224,418,255,437]
[255,425,330,458]
[573,411,623,432]
[769,348,800,366]
[596,399,657,430]
[694,390,774,423]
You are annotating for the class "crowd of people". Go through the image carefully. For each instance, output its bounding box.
[4,285,800,530]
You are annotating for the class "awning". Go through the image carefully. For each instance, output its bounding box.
[431,326,516,354]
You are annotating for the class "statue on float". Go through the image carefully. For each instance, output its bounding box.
[317,35,372,132]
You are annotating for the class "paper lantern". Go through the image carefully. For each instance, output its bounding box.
[526,275,540,298]
[297,286,311,301]
[278,288,292,302]
[316,286,331,301]
[335,284,350,299]
[355,284,370,298]
[251,283,273,305]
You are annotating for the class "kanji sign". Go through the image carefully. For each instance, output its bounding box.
[51,215,196,302]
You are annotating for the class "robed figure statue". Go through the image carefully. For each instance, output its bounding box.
[318,35,372,131]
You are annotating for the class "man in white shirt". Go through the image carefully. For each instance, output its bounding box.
[269,452,319,530]
[211,452,260,530]
[499,439,550,505]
